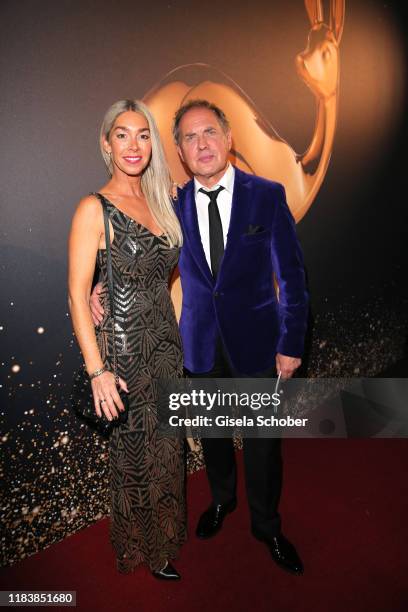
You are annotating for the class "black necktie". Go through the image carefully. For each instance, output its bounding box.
[199,186,225,278]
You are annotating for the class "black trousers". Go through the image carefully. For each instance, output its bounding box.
[185,339,282,539]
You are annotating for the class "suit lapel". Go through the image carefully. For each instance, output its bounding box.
[217,168,252,284]
[180,182,214,286]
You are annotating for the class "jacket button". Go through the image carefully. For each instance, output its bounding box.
[214,291,219,297]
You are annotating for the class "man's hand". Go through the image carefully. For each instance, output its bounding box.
[275,353,301,379]
[89,281,104,325]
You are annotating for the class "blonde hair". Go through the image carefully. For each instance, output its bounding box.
[100,99,182,247]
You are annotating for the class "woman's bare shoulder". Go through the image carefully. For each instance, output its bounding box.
[73,194,104,218]
[70,194,105,235]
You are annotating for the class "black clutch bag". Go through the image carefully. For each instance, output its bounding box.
[70,195,129,438]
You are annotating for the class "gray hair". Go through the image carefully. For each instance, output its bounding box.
[172,99,230,145]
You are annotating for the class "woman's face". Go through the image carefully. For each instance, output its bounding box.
[105,111,152,176]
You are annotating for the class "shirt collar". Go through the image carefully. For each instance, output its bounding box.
[194,163,235,198]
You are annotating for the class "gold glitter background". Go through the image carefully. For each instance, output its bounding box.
[1,0,407,568]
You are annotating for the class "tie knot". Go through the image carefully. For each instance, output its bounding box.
[199,186,225,203]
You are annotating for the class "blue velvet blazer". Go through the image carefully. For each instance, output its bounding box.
[174,167,309,375]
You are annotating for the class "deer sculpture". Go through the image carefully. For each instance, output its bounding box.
[143,0,345,316]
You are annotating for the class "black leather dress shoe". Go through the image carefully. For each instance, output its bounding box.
[152,561,181,580]
[255,533,304,575]
[196,500,237,539]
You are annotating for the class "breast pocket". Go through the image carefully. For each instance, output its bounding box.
[241,229,270,245]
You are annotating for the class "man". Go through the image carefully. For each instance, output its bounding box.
[92,99,309,575]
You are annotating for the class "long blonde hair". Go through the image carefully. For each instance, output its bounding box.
[100,99,183,247]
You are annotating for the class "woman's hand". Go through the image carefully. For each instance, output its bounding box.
[171,180,189,199]
[91,371,129,420]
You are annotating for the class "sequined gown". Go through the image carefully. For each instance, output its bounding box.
[95,194,186,573]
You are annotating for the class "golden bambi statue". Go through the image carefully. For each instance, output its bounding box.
[143,0,345,316]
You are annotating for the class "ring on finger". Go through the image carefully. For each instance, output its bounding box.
[100,398,106,404]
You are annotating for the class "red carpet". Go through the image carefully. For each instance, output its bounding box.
[2,440,408,612]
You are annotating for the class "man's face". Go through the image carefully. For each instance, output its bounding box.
[176,107,232,187]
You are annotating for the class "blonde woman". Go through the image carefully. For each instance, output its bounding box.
[68,100,186,580]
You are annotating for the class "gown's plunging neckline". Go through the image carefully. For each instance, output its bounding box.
[98,193,165,238]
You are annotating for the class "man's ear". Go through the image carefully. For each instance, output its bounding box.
[177,144,184,163]
[226,130,232,151]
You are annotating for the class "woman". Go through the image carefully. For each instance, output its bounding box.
[68,99,186,580]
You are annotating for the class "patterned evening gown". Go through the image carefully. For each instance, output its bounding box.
[95,193,187,573]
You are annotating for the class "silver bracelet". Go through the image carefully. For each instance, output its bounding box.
[89,367,106,380]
